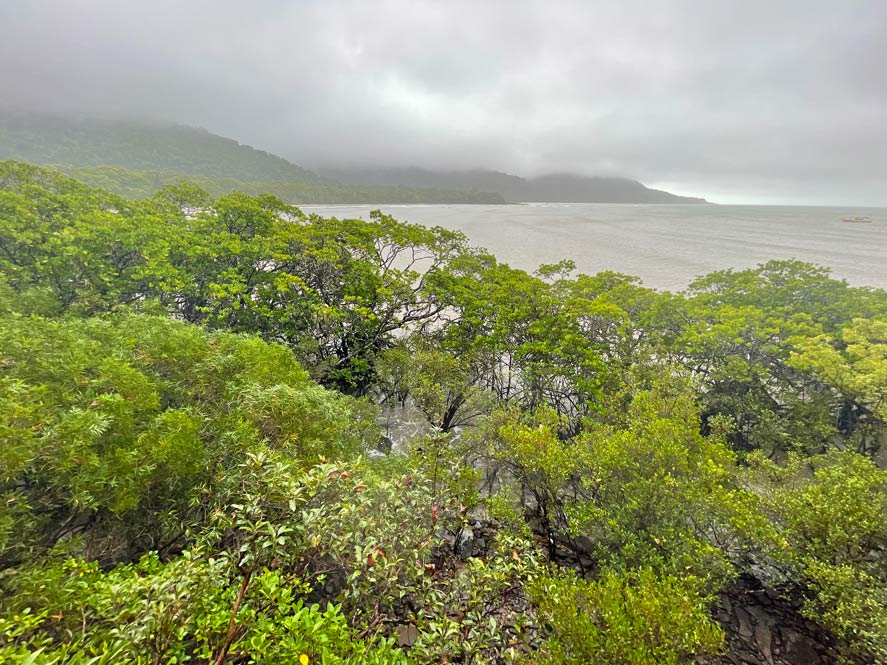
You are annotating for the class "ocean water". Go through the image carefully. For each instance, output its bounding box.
[300,203,887,292]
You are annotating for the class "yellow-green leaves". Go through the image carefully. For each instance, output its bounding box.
[746,450,887,661]
[532,568,723,664]
[792,317,887,423]
[0,312,374,565]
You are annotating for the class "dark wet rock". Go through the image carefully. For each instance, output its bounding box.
[455,525,475,559]
[396,623,419,647]
[736,607,754,638]
[572,534,595,555]
[377,434,393,453]
[755,623,773,665]
[782,629,820,665]
[700,574,841,665]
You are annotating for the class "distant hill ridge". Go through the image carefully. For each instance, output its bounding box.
[50,164,508,205]
[320,166,708,204]
[0,110,707,203]
[0,110,322,183]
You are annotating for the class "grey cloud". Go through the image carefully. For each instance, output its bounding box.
[1,0,885,204]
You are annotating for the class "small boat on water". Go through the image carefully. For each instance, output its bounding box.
[842,216,873,223]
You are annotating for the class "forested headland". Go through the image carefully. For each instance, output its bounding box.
[0,112,702,205]
[0,112,321,182]
[1,160,886,664]
[320,166,708,203]
[0,112,506,205]
[56,165,509,205]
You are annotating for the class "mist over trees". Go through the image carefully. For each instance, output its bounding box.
[0,111,703,205]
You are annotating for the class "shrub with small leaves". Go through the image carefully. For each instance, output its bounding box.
[530,567,723,665]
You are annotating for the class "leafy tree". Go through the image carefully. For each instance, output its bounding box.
[791,317,887,453]
[0,311,370,567]
[0,162,474,394]
[377,343,491,433]
[486,378,769,586]
[747,450,887,661]
[655,261,887,456]
[427,255,607,433]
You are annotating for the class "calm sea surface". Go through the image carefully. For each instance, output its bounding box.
[301,203,887,292]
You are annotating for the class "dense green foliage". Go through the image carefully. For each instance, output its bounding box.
[2,161,887,663]
[531,569,723,664]
[0,313,368,567]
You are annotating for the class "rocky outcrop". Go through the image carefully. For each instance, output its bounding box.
[702,574,842,665]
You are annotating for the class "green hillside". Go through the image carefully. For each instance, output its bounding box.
[0,110,320,182]
[57,164,507,204]
[321,166,708,203]
[0,111,507,203]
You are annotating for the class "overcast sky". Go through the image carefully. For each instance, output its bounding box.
[1,0,885,204]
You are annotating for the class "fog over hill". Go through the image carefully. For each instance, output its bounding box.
[0,110,323,183]
[321,167,707,203]
[1,111,705,203]
[3,2,885,204]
